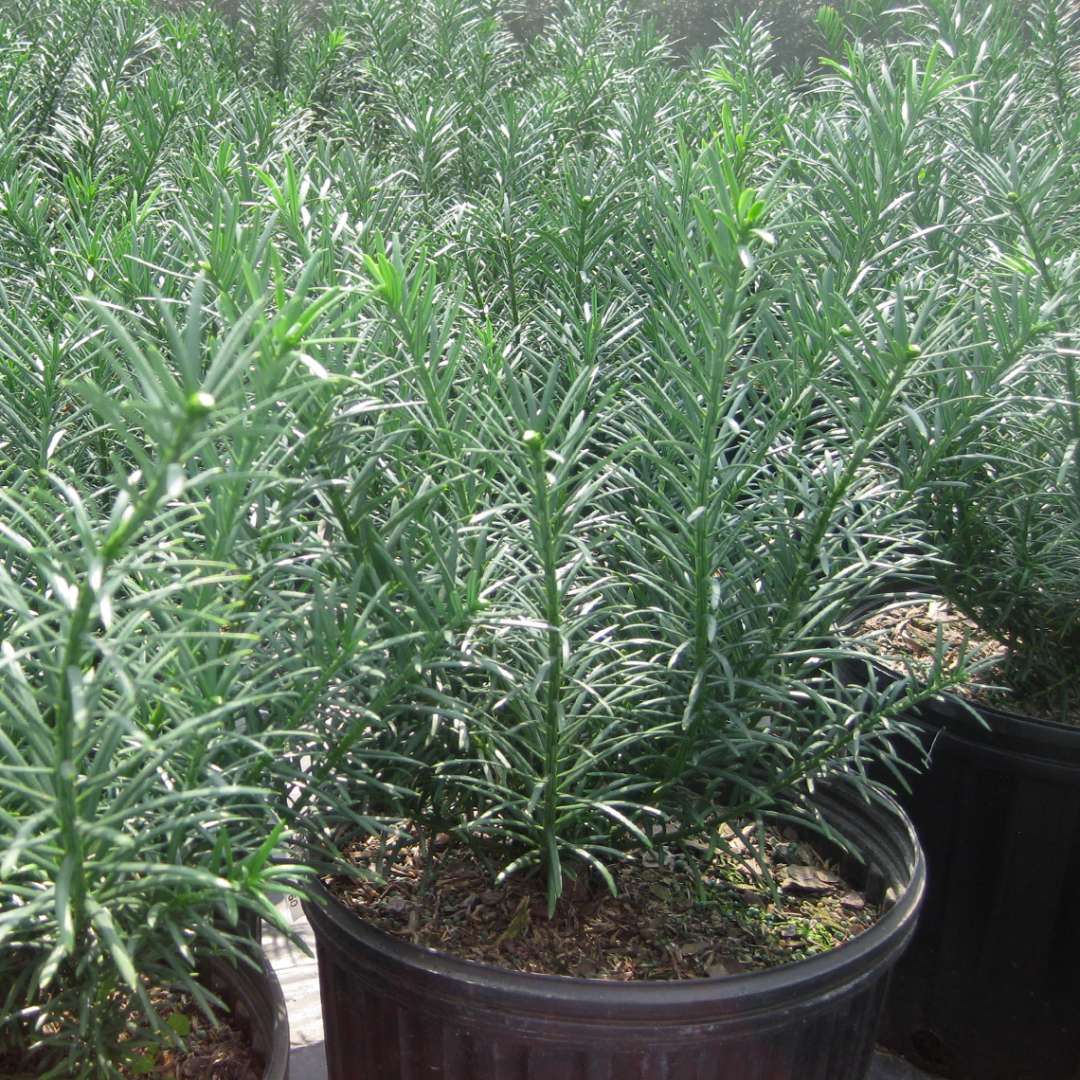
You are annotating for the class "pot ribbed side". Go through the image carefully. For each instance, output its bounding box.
[305,787,924,1080]
[865,686,1080,1080]
[315,978,891,1080]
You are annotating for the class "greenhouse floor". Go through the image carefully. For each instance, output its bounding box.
[264,898,938,1080]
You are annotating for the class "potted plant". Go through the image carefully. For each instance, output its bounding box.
[0,287,305,1079]
[280,29,970,1065]
[844,319,1080,1080]
[0,0,430,1070]
[845,256,1080,1074]
[834,4,1080,1076]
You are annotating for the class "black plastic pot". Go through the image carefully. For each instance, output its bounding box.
[846,656,1080,1079]
[204,950,292,1080]
[304,786,924,1080]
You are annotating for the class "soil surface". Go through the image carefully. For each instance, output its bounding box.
[116,986,265,1080]
[851,597,1080,726]
[327,823,881,980]
[0,982,265,1080]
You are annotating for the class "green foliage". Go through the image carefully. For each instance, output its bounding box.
[879,0,1080,716]
[0,286,316,1075]
[0,0,1078,1064]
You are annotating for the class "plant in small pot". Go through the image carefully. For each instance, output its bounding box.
[286,112,968,1076]
[836,6,1080,1073]
[0,290,306,1079]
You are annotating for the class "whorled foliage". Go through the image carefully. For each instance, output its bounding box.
[0,0,1078,1068]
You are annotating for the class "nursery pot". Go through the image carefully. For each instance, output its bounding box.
[203,949,292,1080]
[845,653,1080,1080]
[303,785,924,1080]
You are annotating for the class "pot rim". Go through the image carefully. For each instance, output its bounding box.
[302,786,925,1019]
[839,589,1080,755]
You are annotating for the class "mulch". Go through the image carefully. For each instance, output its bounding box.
[851,597,1080,726]
[0,983,265,1080]
[327,822,881,981]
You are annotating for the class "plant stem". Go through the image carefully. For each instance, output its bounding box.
[525,430,563,914]
[54,416,195,954]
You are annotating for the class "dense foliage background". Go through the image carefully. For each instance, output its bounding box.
[0,0,1077,1071]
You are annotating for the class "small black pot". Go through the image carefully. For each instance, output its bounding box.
[204,950,292,1080]
[304,786,924,1080]
[845,655,1080,1080]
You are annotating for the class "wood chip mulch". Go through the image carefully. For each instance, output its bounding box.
[0,984,265,1080]
[327,823,881,981]
[126,993,265,1080]
[851,597,1080,726]
[118,987,265,1080]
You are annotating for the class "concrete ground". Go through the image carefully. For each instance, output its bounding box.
[265,896,327,1080]
[263,898,938,1080]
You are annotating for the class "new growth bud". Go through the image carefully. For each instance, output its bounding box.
[186,391,216,418]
